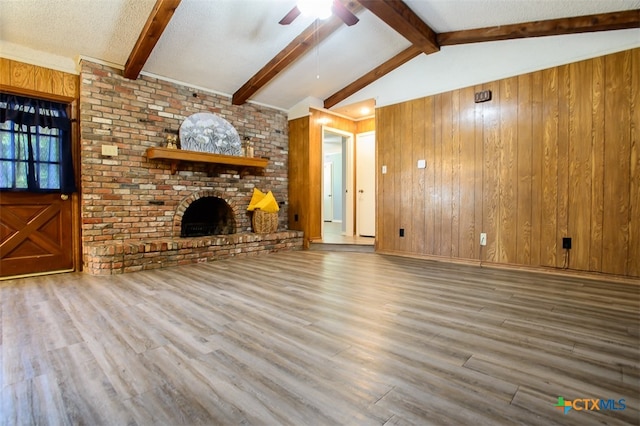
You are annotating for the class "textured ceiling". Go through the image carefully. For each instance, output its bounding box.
[0,0,156,65]
[406,0,640,31]
[1,0,639,116]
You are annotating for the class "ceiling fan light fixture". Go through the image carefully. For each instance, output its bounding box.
[297,0,333,20]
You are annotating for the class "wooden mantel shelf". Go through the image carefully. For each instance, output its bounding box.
[146,147,268,175]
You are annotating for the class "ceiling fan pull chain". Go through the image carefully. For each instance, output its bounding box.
[315,19,321,79]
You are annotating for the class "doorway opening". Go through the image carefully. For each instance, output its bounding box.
[322,127,351,241]
[321,127,375,246]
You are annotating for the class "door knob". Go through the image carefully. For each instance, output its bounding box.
[61,194,69,200]
[358,190,364,193]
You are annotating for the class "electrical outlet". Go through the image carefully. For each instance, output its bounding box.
[562,237,572,250]
[480,233,487,246]
[382,165,387,174]
[399,228,404,237]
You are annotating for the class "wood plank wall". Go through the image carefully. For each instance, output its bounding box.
[0,58,79,100]
[288,116,310,241]
[376,48,639,278]
[288,109,359,247]
[357,117,375,134]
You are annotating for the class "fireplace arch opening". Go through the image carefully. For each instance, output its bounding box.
[180,196,236,237]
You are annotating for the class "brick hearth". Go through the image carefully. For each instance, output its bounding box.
[83,231,303,275]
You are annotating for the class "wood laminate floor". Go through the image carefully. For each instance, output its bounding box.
[1,251,638,425]
[321,222,375,245]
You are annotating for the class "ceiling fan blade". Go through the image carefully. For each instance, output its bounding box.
[332,0,359,26]
[279,6,301,25]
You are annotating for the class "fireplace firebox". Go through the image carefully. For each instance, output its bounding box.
[180,197,236,237]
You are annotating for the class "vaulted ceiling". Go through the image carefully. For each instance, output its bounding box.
[1,0,639,118]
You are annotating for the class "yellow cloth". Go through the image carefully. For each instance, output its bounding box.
[247,188,266,211]
[254,191,279,213]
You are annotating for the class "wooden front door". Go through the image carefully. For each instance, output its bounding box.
[0,192,73,278]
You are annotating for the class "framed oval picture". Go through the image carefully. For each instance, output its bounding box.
[179,112,242,156]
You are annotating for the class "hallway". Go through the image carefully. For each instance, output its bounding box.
[321,221,374,245]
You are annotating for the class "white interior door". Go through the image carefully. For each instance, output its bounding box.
[343,135,354,236]
[356,132,375,237]
[323,162,333,221]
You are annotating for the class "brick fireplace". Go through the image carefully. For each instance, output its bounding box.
[80,60,302,274]
[177,190,237,238]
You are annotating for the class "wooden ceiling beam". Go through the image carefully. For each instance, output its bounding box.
[438,9,640,46]
[124,0,182,80]
[324,45,421,109]
[357,0,439,55]
[325,8,638,109]
[232,2,362,106]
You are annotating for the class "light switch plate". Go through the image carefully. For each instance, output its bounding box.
[417,159,426,169]
[382,165,387,174]
[101,145,118,156]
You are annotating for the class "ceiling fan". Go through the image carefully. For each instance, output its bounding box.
[279,0,359,26]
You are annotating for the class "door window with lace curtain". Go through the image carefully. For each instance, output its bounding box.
[0,93,76,193]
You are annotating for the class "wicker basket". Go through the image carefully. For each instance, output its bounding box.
[252,209,278,233]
